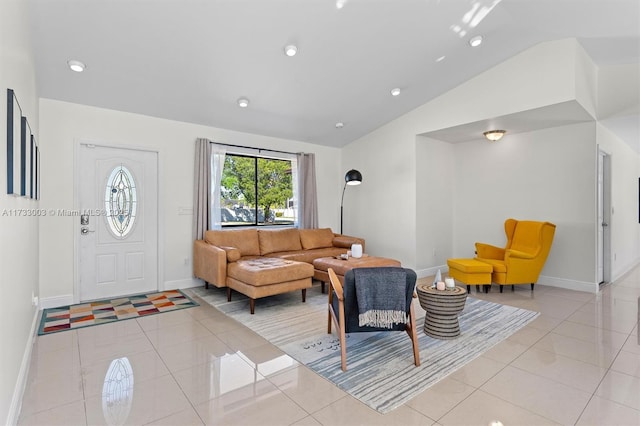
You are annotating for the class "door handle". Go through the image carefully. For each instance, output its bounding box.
[602,222,608,227]
[81,227,95,235]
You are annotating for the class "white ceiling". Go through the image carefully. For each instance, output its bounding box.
[28,0,640,148]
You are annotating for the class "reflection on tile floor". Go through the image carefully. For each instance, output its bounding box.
[18,266,640,425]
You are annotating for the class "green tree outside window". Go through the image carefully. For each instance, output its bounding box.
[221,154,294,226]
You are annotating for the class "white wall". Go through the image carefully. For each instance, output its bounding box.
[38,99,341,302]
[407,38,584,136]
[342,38,639,289]
[452,123,597,289]
[0,0,39,423]
[343,39,592,277]
[416,136,454,273]
[597,63,640,154]
[341,120,418,266]
[597,63,640,119]
[574,40,598,119]
[595,63,640,278]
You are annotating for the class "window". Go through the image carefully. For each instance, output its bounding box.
[105,165,137,237]
[220,153,296,227]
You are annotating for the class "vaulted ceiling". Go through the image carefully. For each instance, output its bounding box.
[28,0,640,148]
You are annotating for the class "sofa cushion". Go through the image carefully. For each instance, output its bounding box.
[332,235,364,250]
[447,258,493,273]
[475,258,506,273]
[299,228,334,250]
[258,228,302,255]
[266,247,347,264]
[204,229,260,257]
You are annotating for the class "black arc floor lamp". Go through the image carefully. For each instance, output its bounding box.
[341,169,362,234]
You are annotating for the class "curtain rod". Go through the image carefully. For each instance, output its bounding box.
[208,140,302,156]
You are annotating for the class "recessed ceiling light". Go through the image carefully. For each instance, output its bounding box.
[469,35,483,47]
[335,122,344,129]
[284,45,297,57]
[436,55,446,63]
[67,59,85,72]
[390,88,401,96]
[237,98,249,108]
[336,0,347,9]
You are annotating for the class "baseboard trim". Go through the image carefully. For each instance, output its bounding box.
[415,267,597,294]
[163,278,202,290]
[537,275,597,293]
[612,257,640,284]
[7,307,39,426]
[40,294,74,309]
[415,265,448,280]
[39,280,202,309]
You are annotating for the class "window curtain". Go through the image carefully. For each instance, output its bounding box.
[193,138,212,240]
[210,144,226,229]
[296,153,318,229]
[193,139,226,240]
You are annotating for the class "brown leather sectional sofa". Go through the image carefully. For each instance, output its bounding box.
[193,227,364,313]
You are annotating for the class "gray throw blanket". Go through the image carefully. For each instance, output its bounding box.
[354,268,407,329]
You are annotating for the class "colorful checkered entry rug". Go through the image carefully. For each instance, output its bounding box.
[38,289,199,335]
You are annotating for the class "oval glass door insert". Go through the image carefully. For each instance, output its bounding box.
[105,165,137,237]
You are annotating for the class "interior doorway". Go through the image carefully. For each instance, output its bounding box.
[597,149,611,288]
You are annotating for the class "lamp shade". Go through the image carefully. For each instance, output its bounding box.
[345,169,362,185]
[341,169,362,234]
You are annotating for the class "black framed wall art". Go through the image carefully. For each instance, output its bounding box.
[6,88,23,195]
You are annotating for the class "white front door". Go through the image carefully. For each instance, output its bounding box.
[78,144,158,301]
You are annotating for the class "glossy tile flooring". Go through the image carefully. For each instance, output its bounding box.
[18,266,640,425]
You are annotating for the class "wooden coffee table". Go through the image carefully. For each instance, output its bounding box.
[313,255,401,293]
[416,284,467,339]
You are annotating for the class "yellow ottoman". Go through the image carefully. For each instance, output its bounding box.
[447,258,493,293]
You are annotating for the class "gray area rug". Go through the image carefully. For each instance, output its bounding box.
[190,284,539,414]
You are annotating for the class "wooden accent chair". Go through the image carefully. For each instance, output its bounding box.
[475,218,556,292]
[327,267,421,371]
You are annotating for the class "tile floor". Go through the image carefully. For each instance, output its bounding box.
[17,265,640,425]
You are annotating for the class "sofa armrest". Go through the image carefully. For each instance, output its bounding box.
[193,240,228,287]
[219,246,241,262]
[332,234,365,252]
[475,242,505,260]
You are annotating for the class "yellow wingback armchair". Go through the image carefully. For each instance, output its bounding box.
[475,219,556,292]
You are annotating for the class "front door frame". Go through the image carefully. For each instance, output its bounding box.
[73,139,164,303]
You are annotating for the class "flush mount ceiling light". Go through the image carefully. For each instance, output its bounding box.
[284,45,297,57]
[483,130,506,141]
[67,59,85,72]
[390,88,401,96]
[335,122,344,129]
[237,98,249,108]
[469,35,483,47]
